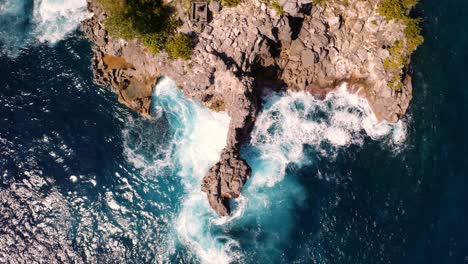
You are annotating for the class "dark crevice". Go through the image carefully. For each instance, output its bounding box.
[289,15,305,40]
[299,3,313,16]
[264,36,281,58]
[211,50,241,75]
[251,57,287,93]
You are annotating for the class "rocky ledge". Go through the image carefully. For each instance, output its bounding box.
[81,0,415,216]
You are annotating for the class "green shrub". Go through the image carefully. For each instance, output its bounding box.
[404,18,424,53]
[221,0,241,7]
[271,0,284,15]
[377,0,423,90]
[96,0,180,55]
[377,0,406,20]
[140,33,166,54]
[377,0,424,54]
[165,34,194,60]
[388,74,403,91]
[402,0,417,9]
[384,54,406,71]
[103,11,136,40]
[312,0,326,5]
[384,39,406,71]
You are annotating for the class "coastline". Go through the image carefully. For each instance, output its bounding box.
[80,0,419,216]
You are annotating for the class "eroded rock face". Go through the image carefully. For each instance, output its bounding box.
[201,149,251,216]
[278,1,412,122]
[82,0,414,216]
[80,4,157,116]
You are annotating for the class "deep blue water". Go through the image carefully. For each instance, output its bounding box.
[0,0,467,263]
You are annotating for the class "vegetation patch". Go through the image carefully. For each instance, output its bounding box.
[96,0,192,59]
[165,34,194,60]
[404,17,424,53]
[258,0,284,16]
[209,98,226,111]
[271,0,284,16]
[221,0,241,7]
[312,0,327,5]
[388,73,403,91]
[312,0,349,6]
[377,0,424,90]
[384,40,405,70]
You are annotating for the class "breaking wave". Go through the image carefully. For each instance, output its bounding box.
[227,84,406,262]
[123,77,237,263]
[0,0,88,56]
[33,0,89,43]
[246,84,406,187]
[123,80,406,263]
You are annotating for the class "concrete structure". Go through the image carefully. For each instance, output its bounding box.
[190,1,208,24]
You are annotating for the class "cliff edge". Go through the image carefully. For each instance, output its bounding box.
[81,0,418,216]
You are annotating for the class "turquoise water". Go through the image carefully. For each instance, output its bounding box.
[0,0,467,263]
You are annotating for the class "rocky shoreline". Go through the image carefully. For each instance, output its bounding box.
[81,0,414,216]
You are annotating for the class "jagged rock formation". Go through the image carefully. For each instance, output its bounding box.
[81,0,414,216]
[279,1,412,122]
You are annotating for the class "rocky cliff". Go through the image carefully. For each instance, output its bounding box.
[81,0,414,216]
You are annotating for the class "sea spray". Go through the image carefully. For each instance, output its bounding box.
[123,77,238,263]
[0,0,32,55]
[244,84,406,187]
[33,0,89,43]
[224,83,408,261]
[0,0,88,56]
[128,80,407,263]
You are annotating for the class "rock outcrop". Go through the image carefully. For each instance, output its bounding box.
[81,0,414,216]
[278,1,412,122]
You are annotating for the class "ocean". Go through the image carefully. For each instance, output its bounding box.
[0,0,467,263]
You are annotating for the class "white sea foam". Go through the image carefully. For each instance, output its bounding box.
[153,81,405,264]
[0,0,24,14]
[248,83,406,188]
[69,175,78,183]
[121,78,407,263]
[212,195,247,225]
[213,83,409,261]
[0,0,88,56]
[154,78,239,264]
[123,77,236,263]
[33,0,89,43]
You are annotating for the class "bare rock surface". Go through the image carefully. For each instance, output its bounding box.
[81,0,414,215]
[279,1,412,122]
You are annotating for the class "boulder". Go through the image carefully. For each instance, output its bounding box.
[201,150,251,216]
[209,0,221,13]
[301,49,316,67]
[283,1,299,16]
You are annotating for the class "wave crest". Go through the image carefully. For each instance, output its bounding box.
[0,0,88,56]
